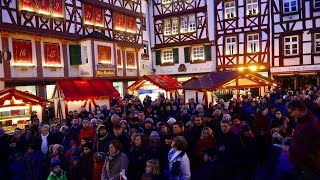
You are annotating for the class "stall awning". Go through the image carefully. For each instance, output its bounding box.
[127,75,182,91]
[0,88,49,106]
[182,71,278,91]
[54,79,120,101]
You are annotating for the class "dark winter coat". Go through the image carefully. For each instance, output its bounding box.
[23,150,44,180]
[33,133,57,153]
[128,145,150,180]
[80,153,94,180]
[93,133,114,153]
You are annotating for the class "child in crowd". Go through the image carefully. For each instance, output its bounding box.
[65,140,78,165]
[69,153,81,180]
[80,142,94,180]
[93,152,107,180]
[47,160,68,180]
[141,159,161,180]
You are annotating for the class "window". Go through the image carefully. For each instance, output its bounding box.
[247,0,258,15]
[283,0,298,13]
[180,16,188,33]
[315,33,320,53]
[192,46,204,61]
[162,49,173,64]
[226,36,237,55]
[247,34,259,53]
[188,15,196,32]
[172,17,179,35]
[225,1,236,19]
[315,0,320,8]
[284,36,299,55]
[164,19,171,36]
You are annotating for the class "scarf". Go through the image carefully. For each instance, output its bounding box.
[106,151,120,170]
[41,133,49,154]
[98,132,108,141]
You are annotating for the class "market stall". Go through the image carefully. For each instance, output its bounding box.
[182,71,278,105]
[0,88,49,132]
[127,75,182,100]
[52,79,120,119]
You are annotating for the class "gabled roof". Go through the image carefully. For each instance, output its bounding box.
[54,79,120,101]
[0,88,49,106]
[80,31,115,42]
[127,75,182,91]
[182,71,278,91]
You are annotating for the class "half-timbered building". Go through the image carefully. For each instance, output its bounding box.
[150,0,215,83]
[0,0,151,98]
[270,0,320,88]
[214,0,270,77]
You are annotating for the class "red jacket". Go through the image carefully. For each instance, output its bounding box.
[78,127,95,143]
[289,111,320,172]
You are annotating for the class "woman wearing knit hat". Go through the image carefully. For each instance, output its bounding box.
[47,159,67,180]
[93,124,113,153]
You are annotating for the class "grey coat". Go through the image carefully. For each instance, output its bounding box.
[101,152,129,180]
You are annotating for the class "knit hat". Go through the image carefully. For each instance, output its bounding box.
[82,118,90,123]
[96,124,107,134]
[149,131,159,139]
[69,140,77,147]
[145,118,154,124]
[59,125,69,132]
[83,141,93,150]
[51,159,61,169]
[119,120,127,125]
[72,154,80,161]
[167,118,176,125]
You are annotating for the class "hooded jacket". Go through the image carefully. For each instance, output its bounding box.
[93,125,114,153]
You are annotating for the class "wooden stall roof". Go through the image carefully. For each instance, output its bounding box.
[0,88,49,106]
[54,79,120,101]
[182,71,278,91]
[127,75,182,91]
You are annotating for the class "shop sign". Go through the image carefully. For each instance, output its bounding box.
[96,70,115,76]
[271,65,320,73]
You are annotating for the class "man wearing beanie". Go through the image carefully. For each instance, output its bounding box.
[93,124,113,153]
[47,159,67,180]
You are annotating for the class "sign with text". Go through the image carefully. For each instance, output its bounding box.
[271,65,320,73]
[96,70,115,76]
[13,39,33,64]
[44,43,61,65]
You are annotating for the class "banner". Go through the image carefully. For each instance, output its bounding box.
[13,40,33,64]
[52,0,64,18]
[98,45,111,64]
[38,0,50,15]
[19,0,35,11]
[114,13,125,31]
[126,16,136,33]
[44,43,61,65]
[83,4,103,27]
[117,49,122,66]
[94,7,104,27]
[126,51,135,67]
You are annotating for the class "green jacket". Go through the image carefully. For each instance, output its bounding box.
[47,171,68,180]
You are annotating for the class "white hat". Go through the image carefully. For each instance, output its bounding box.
[167,118,176,125]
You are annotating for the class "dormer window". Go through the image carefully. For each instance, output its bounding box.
[225,1,236,19]
[283,0,298,13]
[247,0,258,16]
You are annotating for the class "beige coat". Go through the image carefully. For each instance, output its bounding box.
[101,152,129,180]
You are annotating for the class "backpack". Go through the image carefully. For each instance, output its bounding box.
[170,152,185,177]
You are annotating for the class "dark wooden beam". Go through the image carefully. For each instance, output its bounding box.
[154,38,209,49]
[153,6,207,21]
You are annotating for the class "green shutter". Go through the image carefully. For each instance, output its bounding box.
[205,45,212,61]
[173,48,179,64]
[69,45,81,65]
[184,47,190,63]
[155,50,161,65]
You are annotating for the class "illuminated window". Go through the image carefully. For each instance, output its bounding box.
[172,17,179,35]
[192,46,204,61]
[162,49,173,64]
[164,19,171,36]
[188,15,196,32]
[284,36,299,55]
[315,0,320,8]
[315,33,320,53]
[283,0,298,13]
[247,34,259,53]
[226,36,237,55]
[247,0,258,15]
[225,1,236,19]
[180,16,188,33]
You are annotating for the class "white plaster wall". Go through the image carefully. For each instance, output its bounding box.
[95,99,110,110]
[207,0,215,42]
[184,90,196,103]
[197,91,204,104]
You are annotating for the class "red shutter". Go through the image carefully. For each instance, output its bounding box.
[13,40,33,64]
[19,0,35,11]
[126,16,136,33]
[114,13,125,31]
[98,46,112,64]
[52,0,64,17]
[38,0,50,15]
[126,51,135,67]
[44,43,61,65]
[84,4,93,25]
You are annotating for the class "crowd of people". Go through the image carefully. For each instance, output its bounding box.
[0,85,320,180]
